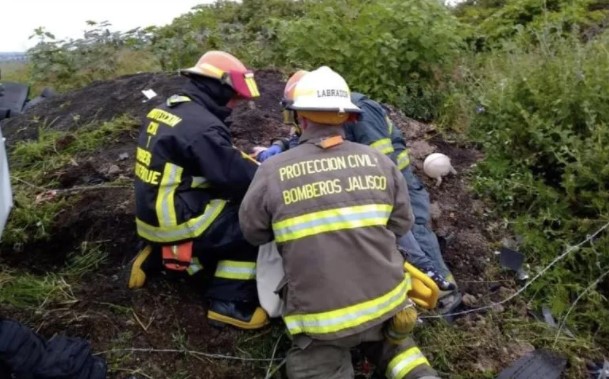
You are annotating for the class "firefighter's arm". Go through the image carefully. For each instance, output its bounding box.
[350,106,395,158]
[387,160,413,237]
[188,125,258,199]
[238,165,273,246]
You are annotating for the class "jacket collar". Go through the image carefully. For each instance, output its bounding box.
[299,125,346,145]
[182,81,233,122]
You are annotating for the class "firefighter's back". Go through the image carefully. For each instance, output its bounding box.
[260,134,410,338]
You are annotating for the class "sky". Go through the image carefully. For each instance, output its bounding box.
[1,0,217,52]
[1,0,465,52]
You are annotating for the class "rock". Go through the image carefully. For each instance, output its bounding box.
[429,202,442,220]
[492,304,506,313]
[462,293,477,307]
[119,152,129,161]
[107,164,121,175]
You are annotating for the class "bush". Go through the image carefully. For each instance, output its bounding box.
[26,21,160,91]
[276,0,464,120]
[449,27,609,345]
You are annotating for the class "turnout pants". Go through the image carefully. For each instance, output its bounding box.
[192,202,259,303]
[148,202,259,303]
[400,167,450,277]
[286,322,438,379]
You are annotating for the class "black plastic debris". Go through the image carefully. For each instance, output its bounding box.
[499,247,524,271]
[499,247,529,281]
[496,349,567,379]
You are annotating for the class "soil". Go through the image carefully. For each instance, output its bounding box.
[0,70,532,378]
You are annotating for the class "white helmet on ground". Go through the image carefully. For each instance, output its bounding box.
[423,153,457,186]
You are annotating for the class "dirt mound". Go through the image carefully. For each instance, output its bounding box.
[0,70,517,378]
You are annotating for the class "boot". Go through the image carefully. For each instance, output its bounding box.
[207,300,269,330]
[126,245,161,289]
[423,268,456,292]
[437,273,463,317]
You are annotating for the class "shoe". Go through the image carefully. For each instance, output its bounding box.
[423,268,456,292]
[126,245,161,289]
[207,300,269,330]
[437,288,463,318]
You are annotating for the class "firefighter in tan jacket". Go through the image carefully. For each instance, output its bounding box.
[239,66,439,379]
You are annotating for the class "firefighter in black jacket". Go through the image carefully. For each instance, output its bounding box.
[127,50,269,330]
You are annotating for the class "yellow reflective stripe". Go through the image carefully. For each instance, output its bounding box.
[187,257,203,276]
[397,149,410,170]
[370,138,394,155]
[386,346,430,379]
[214,260,256,280]
[146,108,182,127]
[284,276,410,335]
[386,116,394,134]
[136,199,227,243]
[167,95,191,106]
[245,74,260,97]
[191,176,210,189]
[155,163,183,227]
[199,63,224,79]
[272,204,392,243]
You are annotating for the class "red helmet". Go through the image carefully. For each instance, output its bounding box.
[180,50,260,99]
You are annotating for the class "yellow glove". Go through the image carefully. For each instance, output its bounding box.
[385,300,418,344]
[404,262,440,310]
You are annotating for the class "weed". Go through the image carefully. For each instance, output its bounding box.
[63,242,108,278]
[2,114,138,246]
[0,267,75,309]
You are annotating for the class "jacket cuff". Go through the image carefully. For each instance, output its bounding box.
[271,138,289,151]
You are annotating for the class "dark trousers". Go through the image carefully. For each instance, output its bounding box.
[193,202,259,303]
[145,202,259,303]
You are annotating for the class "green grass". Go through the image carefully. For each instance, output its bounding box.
[2,113,138,246]
[0,62,30,83]
[0,267,75,309]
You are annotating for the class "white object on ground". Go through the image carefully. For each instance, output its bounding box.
[423,152,457,186]
[256,241,285,318]
[141,89,158,101]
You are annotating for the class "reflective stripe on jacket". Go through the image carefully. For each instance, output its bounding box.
[285,92,411,170]
[134,84,258,244]
[239,126,414,340]
[345,92,411,170]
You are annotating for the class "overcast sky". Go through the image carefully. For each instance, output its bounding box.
[1,0,216,52]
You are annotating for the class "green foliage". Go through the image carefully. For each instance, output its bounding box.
[445,26,609,346]
[454,0,609,48]
[150,0,306,70]
[2,115,138,245]
[0,267,75,309]
[26,21,160,91]
[276,0,463,120]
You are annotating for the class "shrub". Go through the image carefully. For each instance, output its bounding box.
[26,21,159,91]
[450,26,609,345]
[276,0,464,120]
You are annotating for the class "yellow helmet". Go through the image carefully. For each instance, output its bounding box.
[180,50,260,99]
[287,66,361,125]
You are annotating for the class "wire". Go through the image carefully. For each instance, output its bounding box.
[421,221,609,320]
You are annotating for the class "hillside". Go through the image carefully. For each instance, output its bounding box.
[0,68,531,378]
[1,0,609,378]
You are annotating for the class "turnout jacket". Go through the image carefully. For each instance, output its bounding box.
[134,87,258,244]
[239,126,414,340]
[283,92,411,171]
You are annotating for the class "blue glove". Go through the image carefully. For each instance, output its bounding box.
[256,145,283,162]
